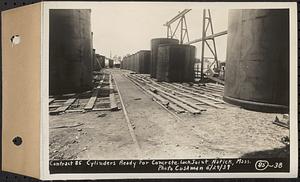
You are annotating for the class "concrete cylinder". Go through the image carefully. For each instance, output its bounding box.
[157,44,196,82]
[49,9,93,95]
[150,38,179,78]
[224,9,289,113]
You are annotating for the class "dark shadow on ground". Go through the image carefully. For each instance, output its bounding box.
[241,146,289,158]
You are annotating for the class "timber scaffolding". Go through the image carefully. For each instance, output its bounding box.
[125,72,226,115]
[49,71,120,115]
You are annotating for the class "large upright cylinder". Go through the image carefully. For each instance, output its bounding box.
[49,9,93,95]
[157,44,196,82]
[150,38,179,78]
[137,50,151,74]
[224,9,289,113]
[109,59,114,68]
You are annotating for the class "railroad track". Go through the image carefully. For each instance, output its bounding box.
[125,73,227,115]
[49,72,120,115]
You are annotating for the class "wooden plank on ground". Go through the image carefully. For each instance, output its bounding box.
[173,83,224,103]
[92,108,112,111]
[126,75,169,106]
[109,75,119,111]
[144,81,208,111]
[207,75,225,85]
[206,83,224,89]
[168,103,185,113]
[65,109,84,113]
[51,98,77,114]
[148,84,201,114]
[49,105,60,108]
[84,75,105,110]
[193,84,223,93]
[202,85,223,92]
[136,77,204,112]
[84,88,100,110]
[49,98,54,104]
[162,82,225,109]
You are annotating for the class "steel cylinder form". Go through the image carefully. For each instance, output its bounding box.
[121,51,151,74]
[49,9,93,95]
[92,49,99,71]
[224,9,289,113]
[109,59,114,68]
[96,54,106,69]
[150,38,179,78]
[137,50,151,74]
[157,44,196,82]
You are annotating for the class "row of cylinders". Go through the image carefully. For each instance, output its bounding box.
[122,38,196,83]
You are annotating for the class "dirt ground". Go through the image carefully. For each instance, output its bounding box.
[49,69,289,160]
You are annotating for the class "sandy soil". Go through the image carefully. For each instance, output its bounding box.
[49,69,289,160]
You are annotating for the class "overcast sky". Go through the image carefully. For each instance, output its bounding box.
[90,3,228,61]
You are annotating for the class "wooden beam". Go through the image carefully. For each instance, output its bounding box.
[161,82,225,109]
[164,9,191,26]
[148,84,201,114]
[126,75,169,106]
[109,75,119,111]
[49,105,60,108]
[51,98,77,114]
[168,103,185,113]
[185,30,228,45]
[130,75,202,113]
[193,84,223,93]
[92,108,112,111]
[207,75,225,85]
[173,83,225,103]
[138,77,207,111]
[84,75,105,110]
[49,98,54,104]
[206,83,224,89]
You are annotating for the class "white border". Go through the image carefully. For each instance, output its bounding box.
[40,1,298,180]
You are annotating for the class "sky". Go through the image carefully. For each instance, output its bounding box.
[90,3,228,61]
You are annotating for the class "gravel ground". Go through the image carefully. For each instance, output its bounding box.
[49,69,289,160]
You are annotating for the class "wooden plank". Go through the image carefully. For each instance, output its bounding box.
[110,93,118,111]
[128,75,198,113]
[203,85,223,92]
[161,82,225,109]
[206,83,224,89]
[202,85,223,93]
[49,105,60,108]
[168,103,185,113]
[126,75,169,105]
[84,75,105,110]
[49,98,54,104]
[109,75,119,111]
[51,98,77,114]
[148,84,201,114]
[137,77,204,112]
[207,75,225,85]
[65,109,84,113]
[92,108,112,111]
[192,84,223,93]
[173,83,225,103]
[145,81,209,111]
[84,88,100,110]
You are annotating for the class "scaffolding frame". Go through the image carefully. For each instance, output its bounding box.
[164,9,191,44]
